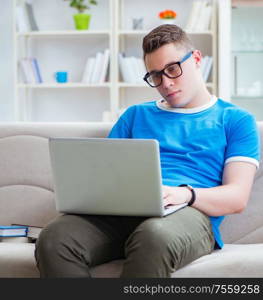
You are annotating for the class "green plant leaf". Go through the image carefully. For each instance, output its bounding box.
[90,0,97,5]
[65,0,97,13]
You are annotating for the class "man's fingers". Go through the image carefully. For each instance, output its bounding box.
[162,185,170,199]
[162,192,168,199]
[163,195,172,207]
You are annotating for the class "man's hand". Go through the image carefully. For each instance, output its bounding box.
[162,185,191,208]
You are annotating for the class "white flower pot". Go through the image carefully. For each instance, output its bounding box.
[160,19,175,25]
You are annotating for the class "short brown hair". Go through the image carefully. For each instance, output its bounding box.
[142,24,194,59]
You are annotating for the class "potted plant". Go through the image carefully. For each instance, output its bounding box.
[64,0,98,30]
[158,9,177,25]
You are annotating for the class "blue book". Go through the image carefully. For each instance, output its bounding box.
[31,58,43,83]
[0,225,28,237]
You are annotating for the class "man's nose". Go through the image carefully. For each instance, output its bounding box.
[161,74,174,88]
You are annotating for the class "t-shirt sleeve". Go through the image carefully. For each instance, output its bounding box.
[225,112,261,168]
[107,107,134,138]
[107,116,131,138]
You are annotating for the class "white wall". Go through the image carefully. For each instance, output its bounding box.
[0,0,15,121]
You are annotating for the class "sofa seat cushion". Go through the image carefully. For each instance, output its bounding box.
[174,244,263,277]
[1,243,263,278]
[0,243,39,278]
[90,244,263,278]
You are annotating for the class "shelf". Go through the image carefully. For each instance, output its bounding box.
[118,30,148,36]
[232,50,263,54]
[17,30,111,38]
[18,83,111,88]
[16,82,214,90]
[186,30,213,35]
[118,82,148,88]
[231,95,263,100]
[14,0,218,122]
[118,30,213,36]
[118,82,213,88]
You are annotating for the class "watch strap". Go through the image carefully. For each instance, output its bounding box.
[178,184,196,206]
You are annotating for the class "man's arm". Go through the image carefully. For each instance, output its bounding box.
[163,161,257,217]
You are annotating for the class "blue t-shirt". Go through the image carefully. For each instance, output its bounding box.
[107,97,260,248]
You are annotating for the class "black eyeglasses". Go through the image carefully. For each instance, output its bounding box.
[143,51,193,88]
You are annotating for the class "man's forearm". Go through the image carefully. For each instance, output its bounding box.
[191,184,248,217]
[186,162,256,217]
[164,162,256,216]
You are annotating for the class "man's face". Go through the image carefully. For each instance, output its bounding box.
[144,43,202,108]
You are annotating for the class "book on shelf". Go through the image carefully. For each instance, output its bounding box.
[82,57,96,83]
[0,225,28,237]
[81,49,110,84]
[31,58,43,83]
[16,4,30,33]
[90,52,104,84]
[130,56,143,84]
[201,2,212,32]
[25,1,39,31]
[19,58,32,83]
[201,56,213,82]
[16,1,39,33]
[185,1,212,32]
[126,56,138,83]
[123,56,135,83]
[185,0,202,32]
[118,53,131,83]
[99,49,110,83]
[136,57,147,85]
[119,53,146,84]
[19,57,43,84]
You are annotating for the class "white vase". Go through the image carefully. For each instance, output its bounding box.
[161,19,175,25]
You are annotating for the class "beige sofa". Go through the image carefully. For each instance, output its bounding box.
[0,122,262,278]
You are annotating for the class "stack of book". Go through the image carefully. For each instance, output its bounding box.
[185,1,212,32]
[16,1,39,32]
[0,225,28,243]
[201,56,213,82]
[81,49,110,84]
[19,57,43,84]
[0,225,42,243]
[0,225,27,237]
[119,53,147,84]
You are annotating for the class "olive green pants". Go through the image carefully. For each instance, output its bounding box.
[35,207,215,278]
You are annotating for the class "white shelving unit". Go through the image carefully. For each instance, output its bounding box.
[116,0,218,111]
[230,0,263,120]
[13,0,219,122]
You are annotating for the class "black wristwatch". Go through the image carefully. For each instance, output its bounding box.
[178,184,196,206]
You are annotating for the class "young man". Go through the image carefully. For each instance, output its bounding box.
[35,25,260,278]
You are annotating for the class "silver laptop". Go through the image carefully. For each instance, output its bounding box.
[49,138,187,217]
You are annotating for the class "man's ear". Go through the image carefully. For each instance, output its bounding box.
[192,50,202,68]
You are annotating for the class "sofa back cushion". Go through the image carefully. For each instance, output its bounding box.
[220,122,263,244]
[0,123,112,227]
[0,122,262,244]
